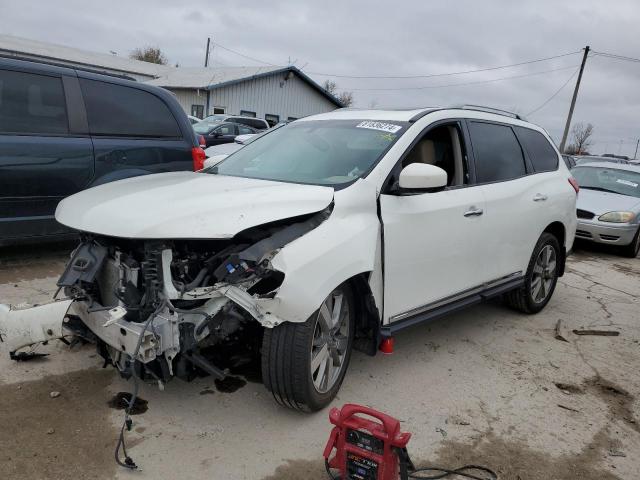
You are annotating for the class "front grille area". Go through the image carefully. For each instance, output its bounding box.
[577,209,595,219]
[599,234,620,241]
[576,229,593,238]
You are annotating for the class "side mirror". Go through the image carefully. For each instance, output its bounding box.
[398,163,447,190]
[210,131,222,137]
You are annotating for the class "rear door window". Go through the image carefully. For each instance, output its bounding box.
[238,125,254,135]
[0,69,68,134]
[515,127,559,172]
[468,122,527,183]
[80,79,180,137]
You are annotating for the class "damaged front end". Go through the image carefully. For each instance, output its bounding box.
[0,207,331,383]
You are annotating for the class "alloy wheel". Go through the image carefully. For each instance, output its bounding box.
[531,244,557,304]
[310,290,350,394]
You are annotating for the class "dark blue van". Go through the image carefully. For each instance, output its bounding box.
[0,57,202,245]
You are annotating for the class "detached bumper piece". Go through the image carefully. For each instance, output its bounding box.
[0,300,76,359]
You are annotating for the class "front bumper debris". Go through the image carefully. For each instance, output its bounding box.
[0,300,74,356]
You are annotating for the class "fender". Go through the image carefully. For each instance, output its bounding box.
[258,179,383,324]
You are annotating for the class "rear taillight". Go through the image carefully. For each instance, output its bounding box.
[192,147,206,171]
[568,177,579,194]
[198,134,206,148]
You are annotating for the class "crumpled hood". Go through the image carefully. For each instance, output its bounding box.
[56,172,334,239]
[577,188,640,216]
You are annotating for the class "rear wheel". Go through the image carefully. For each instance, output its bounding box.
[621,227,640,258]
[505,232,560,314]
[261,284,354,412]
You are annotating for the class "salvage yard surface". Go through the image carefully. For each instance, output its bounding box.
[0,243,638,479]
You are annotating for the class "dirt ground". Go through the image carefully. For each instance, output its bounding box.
[0,241,638,480]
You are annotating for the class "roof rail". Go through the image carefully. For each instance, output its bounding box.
[456,104,525,121]
[0,53,138,81]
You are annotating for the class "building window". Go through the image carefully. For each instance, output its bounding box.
[213,106,225,114]
[240,110,256,118]
[265,114,279,127]
[287,117,298,122]
[191,105,204,118]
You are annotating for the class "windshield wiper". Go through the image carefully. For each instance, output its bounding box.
[581,186,620,194]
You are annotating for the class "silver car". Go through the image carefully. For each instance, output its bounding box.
[572,162,640,257]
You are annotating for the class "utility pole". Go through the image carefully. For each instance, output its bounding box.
[559,45,590,153]
[204,37,211,67]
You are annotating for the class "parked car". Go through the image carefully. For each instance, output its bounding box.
[572,162,640,257]
[194,121,257,148]
[575,155,629,166]
[562,154,577,169]
[203,134,255,160]
[187,115,201,125]
[0,106,577,412]
[201,114,269,131]
[0,57,203,246]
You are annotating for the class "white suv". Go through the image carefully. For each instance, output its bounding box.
[0,106,577,412]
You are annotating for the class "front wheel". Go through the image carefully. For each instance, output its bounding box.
[261,284,354,412]
[505,232,560,314]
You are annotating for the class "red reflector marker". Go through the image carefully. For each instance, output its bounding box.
[379,337,394,354]
[568,177,579,194]
[192,146,206,171]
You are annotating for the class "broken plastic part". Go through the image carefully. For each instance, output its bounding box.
[0,300,74,355]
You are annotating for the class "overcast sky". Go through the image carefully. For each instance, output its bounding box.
[3,0,640,156]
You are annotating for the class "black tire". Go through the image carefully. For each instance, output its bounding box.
[505,232,561,314]
[261,284,355,412]
[621,227,640,258]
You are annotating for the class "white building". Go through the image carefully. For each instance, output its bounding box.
[0,35,342,123]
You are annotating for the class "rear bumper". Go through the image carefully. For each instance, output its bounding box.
[575,220,638,245]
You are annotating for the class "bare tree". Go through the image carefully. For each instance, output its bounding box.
[566,122,594,155]
[130,46,168,65]
[323,79,354,107]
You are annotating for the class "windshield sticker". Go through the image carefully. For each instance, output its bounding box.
[616,179,639,188]
[356,121,402,133]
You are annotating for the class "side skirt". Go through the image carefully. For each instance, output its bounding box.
[380,274,524,337]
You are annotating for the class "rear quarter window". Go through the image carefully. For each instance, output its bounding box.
[468,121,527,183]
[516,127,559,172]
[80,79,181,138]
[0,69,68,135]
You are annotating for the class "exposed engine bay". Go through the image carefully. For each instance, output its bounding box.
[12,207,331,384]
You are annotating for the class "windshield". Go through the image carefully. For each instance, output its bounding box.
[572,166,640,198]
[203,114,227,122]
[194,122,217,134]
[208,119,408,186]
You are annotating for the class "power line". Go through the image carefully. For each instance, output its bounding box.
[305,51,582,79]
[212,41,280,66]
[210,41,581,80]
[339,64,580,92]
[526,68,580,116]
[591,50,640,64]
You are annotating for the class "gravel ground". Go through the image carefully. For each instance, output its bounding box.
[0,241,638,480]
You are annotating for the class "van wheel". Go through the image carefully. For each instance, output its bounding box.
[621,227,640,258]
[505,233,560,314]
[261,284,354,412]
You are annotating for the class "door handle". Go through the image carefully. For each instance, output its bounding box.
[463,206,484,217]
[533,193,548,202]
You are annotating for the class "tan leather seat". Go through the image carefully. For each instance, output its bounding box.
[405,139,436,165]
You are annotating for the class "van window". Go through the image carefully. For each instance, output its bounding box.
[240,110,256,118]
[468,122,526,183]
[0,70,68,134]
[80,79,180,137]
[515,127,559,172]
